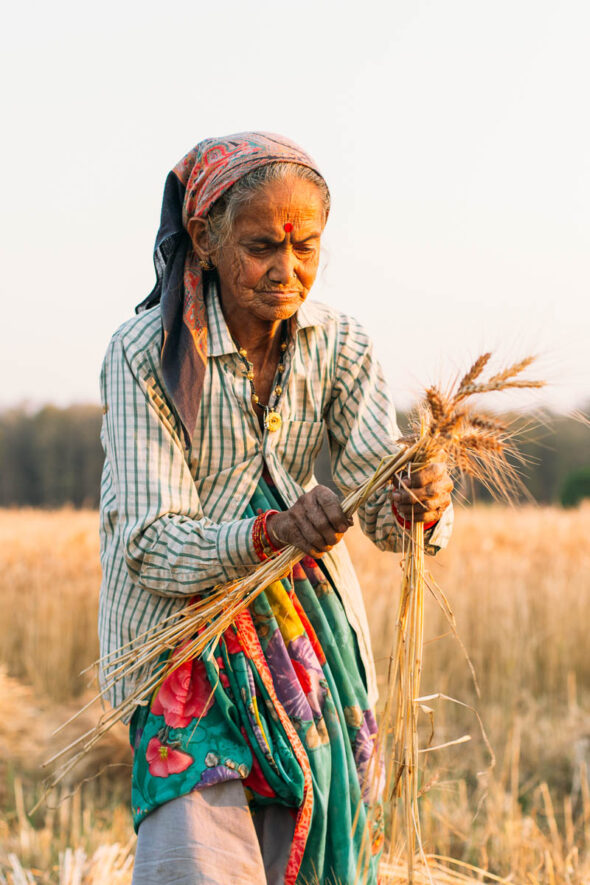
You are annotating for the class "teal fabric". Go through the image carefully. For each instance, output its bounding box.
[130,477,382,884]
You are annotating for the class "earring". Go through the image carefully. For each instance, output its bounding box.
[198,257,213,271]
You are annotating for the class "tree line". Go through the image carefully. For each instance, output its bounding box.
[0,406,104,508]
[0,404,588,509]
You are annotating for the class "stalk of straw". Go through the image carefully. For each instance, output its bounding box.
[355,356,543,883]
[38,438,423,803]
[395,519,426,879]
[40,352,544,879]
[353,516,427,885]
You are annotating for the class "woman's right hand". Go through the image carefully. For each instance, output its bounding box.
[266,485,353,557]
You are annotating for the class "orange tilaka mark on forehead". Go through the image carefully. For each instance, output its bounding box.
[283,222,293,233]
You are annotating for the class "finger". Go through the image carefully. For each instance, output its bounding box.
[414,480,454,502]
[302,496,338,547]
[392,462,448,491]
[392,482,428,509]
[395,504,445,523]
[307,497,349,547]
[434,475,454,494]
[395,495,451,521]
[398,489,452,510]
[309,545,333,559]
[406,462,448,488]
[413,508,444,523]
[291,506,329,553]
[314,486,352,534]
[394,475,453,506]
[283,516,317,555]
[270,511,317,554]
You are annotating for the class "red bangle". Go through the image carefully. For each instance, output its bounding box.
[391,500,437,532]
[262,510,280,552]
[252,510,281,561]
[252,513,268,561]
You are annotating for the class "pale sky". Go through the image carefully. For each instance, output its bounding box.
[2,0,588,414]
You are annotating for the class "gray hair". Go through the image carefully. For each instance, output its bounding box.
[205,162,330,253]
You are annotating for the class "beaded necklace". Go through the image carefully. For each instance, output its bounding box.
[235,323,288,433]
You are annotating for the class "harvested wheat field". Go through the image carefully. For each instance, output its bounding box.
[1,505,590,883]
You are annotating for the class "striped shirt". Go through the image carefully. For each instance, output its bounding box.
[98,286,452,711]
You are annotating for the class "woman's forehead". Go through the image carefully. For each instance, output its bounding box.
[233,177,326,232]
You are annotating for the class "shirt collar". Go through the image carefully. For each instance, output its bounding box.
[294,298,325,331]
[206,281,323,357]
[206,283,237,357]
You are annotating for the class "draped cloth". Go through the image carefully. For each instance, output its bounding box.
[135,132,326,446]
[130,476,383,885]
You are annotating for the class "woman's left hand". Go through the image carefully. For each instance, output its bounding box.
[391,461,453,524]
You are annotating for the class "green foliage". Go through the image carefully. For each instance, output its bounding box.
[433,409,590,505]
[515,412,590,504]
[0,403,589,508]
[359,407,590,506]
[560,467,590,508]
[0,405,103,508]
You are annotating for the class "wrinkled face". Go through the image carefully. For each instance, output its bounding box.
[211,175,326,326]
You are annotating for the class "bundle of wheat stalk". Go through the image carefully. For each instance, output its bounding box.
[354,353,542,884]
[42,354,542,884]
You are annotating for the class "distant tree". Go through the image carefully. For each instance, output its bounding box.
[560,467,590,508]
[0,405,103,508]
[458,410,590,505]
[0,409,40,504]
[0,403,588,508]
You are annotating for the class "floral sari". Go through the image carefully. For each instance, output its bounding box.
[130,475,383,884]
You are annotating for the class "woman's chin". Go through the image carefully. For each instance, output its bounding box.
[257,294,306,322]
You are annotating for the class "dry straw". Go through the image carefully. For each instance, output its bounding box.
[41,354,543,883]
[354,353,542,884]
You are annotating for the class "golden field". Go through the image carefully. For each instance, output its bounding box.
[1,505,590,883]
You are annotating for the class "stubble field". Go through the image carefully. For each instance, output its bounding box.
[1,505,590,883]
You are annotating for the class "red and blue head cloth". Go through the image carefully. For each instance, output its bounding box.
[136,132,328,446]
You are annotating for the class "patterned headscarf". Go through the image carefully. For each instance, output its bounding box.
[136,132,327,446]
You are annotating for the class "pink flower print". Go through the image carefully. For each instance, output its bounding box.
[215,655,231,689]
[152,644,214,728]
[222,626,242,655]
[289,635,327,718]
[292,659,312,695]
[146,737,193,778]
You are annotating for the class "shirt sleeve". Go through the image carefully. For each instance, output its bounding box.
[100,334,260,598]
[325,315,453,553]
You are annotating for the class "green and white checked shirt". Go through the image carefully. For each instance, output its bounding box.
[99,287,452,711]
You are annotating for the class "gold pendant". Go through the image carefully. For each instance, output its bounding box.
[265,411,282,433]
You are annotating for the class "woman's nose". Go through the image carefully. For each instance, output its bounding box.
[268,248,297,284]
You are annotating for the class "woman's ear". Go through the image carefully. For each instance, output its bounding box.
[187,217,211,263]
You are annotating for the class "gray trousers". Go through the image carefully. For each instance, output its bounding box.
[132,780,295,885]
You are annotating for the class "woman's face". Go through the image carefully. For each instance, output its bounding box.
[204,175,326,328]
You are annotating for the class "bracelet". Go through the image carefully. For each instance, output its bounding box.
[262,510,281,552]
[252,510,280,561]
[252,513,268,561]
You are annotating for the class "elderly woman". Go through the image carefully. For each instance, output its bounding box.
[99,132,453,885]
